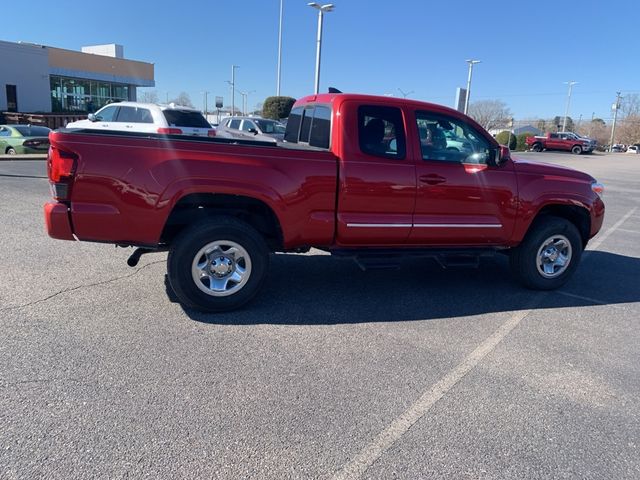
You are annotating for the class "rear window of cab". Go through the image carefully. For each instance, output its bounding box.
[284,104,331,149]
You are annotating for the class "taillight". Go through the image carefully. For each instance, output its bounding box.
[208,129,216,137]
[157,127,183,135]
[48,146,77,201]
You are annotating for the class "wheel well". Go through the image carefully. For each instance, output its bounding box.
[161,193,284,251]
[533,205,590,247]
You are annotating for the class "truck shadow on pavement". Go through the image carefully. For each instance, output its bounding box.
[177,250,640,325]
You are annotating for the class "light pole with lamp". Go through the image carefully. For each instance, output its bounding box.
[276,0,284,96]
[308,3,334,95]
[562,81,578,131]
[464,59,481,115]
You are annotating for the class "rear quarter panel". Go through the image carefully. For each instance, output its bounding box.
[50,131,337,248]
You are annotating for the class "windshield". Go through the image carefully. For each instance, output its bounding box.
[255,119,286,134]
[14,126,51,137]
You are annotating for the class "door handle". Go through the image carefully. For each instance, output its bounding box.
[419,174,446,185]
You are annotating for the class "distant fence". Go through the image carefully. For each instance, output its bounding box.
[1,112,86,130]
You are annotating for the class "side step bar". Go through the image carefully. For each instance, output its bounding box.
[331,248,503,271]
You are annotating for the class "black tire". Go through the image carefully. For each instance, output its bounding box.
[531,143,543,152]
[509,216,582,290]
[6,147,16,155]
[571,145,583,155]
[167,216,269,312]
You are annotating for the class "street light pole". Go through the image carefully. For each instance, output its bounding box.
[230,65,239,116]
[609,91,622,151]
[308,3,334,95]
[276,0,284,96]
[562,81,578,131]
[464,59,481,115]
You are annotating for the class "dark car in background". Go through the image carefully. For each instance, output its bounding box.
[0,124,51,154]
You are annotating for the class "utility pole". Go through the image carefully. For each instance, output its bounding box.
[464,59,481,115]
[562,81,578,131]
[276,0,284,96]
[201,91,209,118]
[609,91,622,151]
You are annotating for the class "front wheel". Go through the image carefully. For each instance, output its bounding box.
[509,217,582,290]
[531,143,543,152]
[167,217,269,312]
[571,145,583,155]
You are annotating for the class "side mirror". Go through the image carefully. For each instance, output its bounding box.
[496,145,511,166]
[87,113,97,122]
[248,128,258,135]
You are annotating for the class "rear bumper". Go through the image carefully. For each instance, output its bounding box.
[44,202,75,241]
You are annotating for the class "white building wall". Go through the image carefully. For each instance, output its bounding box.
[81,44,124,59]
[0,41,51,112]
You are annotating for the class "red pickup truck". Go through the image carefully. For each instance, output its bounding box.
[45,93,605,311]
[525,132,597,154]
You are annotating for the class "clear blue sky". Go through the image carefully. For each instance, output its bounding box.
[5,0,638,121]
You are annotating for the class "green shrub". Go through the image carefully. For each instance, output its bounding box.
[262,96,296,120]
[495,131,516,149]
[515,133,531,151]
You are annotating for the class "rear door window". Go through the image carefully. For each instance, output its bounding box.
[358,105,406,159]
[163,110,210,128]
[229,119,241,129]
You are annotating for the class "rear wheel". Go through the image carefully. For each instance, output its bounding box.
[531,143,543,152]
[6,147,16,155]
[571,145,583,155]
[167,216,269,312]
[509,217,582,290]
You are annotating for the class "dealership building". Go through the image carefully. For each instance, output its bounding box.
[0,40,154,114]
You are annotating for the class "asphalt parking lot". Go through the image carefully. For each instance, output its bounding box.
[1,152,639,479]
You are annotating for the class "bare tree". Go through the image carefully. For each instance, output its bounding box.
[138,89,159,104]
[616,115,640,144]
[468,100,512,131]
[620,94,640,118]
[169,92,194,108]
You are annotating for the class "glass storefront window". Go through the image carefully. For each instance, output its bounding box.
[50,76,132,112]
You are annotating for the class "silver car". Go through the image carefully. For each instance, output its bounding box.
[217,116,286,143]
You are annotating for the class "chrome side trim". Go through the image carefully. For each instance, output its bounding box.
[346,223,412,228]
[346,223,502,228]
[413,223,502,228]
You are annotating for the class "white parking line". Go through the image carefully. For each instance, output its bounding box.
[586,207,637,251]
[332,207,638,480]
[617,228,640,235]
[331,303,540,480]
